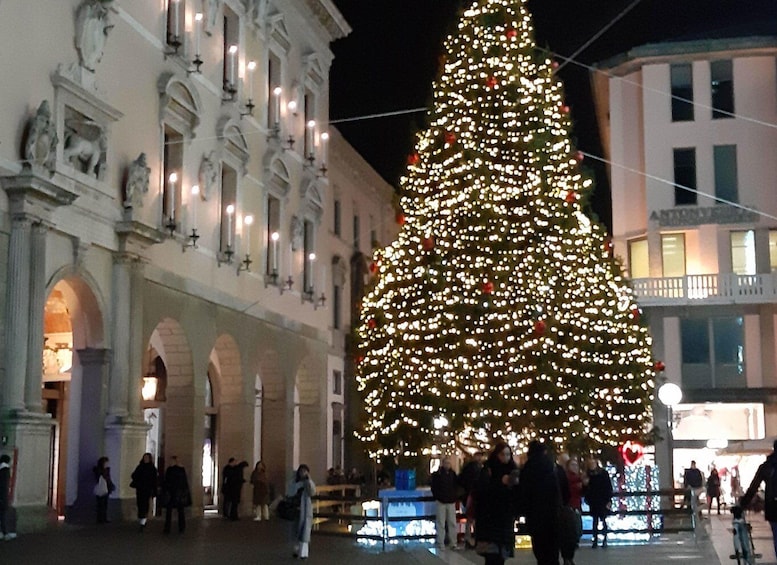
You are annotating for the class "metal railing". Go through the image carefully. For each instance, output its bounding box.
[632,272,777,306]
[311,487,697,550]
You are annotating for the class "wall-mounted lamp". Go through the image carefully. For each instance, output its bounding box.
[188,12,204,74]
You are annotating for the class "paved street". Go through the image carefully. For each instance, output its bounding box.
[3,510,772,565]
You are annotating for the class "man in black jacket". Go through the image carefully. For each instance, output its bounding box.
[742,439,777,560]
[584,459,613,548]
[431,457,459,550]
[518,440,562,565]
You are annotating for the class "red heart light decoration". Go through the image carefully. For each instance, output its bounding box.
[620,441,644,466]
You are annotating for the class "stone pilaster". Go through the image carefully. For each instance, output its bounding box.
[108,254,132,420]
[3,213,32,414]
[127,258,145,418]
[25,222,48,413]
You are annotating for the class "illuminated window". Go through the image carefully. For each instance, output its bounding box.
[671,63,694,121]
[770,230,777,271]
[711,60,734,119]
[661,233,686,277]
[730,230,756,275]
[628,238,649,278]
[673,148,696,205]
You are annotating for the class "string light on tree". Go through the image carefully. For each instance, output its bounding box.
[354,0,655,459]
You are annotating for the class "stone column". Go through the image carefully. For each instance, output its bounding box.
[3,214,32,414]
[127,258,145,418]
[67,347,109,523]
[108,254,132,420]
[25,222,48,413]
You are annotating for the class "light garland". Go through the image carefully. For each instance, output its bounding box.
[355,0,655,459]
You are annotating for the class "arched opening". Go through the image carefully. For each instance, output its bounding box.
[43,275,104,520]
[203,372,217,509]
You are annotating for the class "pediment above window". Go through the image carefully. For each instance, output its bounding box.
[217,117,249,174]
[158,73,201,137]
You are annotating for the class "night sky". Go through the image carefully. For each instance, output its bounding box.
[329,0,777,229]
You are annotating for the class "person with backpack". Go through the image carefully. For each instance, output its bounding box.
[741,438,777,560]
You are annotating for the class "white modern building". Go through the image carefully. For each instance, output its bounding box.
[592,34,777,493]
[0,0,394,530]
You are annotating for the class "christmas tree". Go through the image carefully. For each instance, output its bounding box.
[355,0,655,459]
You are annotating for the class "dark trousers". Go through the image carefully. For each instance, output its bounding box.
[0,502,7,535]
[96,495,109,523]
[531,528,560,565]
[164,503,185,532]
[484,554,505,565]
[136,493,152,520]
[560,542,577,559]
[224,496,239,520]
[591,511,608,543]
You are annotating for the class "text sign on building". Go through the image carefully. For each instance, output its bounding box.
[650,206,758,227]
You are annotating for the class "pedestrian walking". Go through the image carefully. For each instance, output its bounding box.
[518,440,562,565]
[222,458,238,519]
[0,453,16,541]
[130,452,158,531]
[459,451,484,549]
[741,438,777,560]
[706,467,721,515]
[162,456,191,534]
[250,461,270,521]
[474,441,520,565]
[93,456,115,524]
[289,464,316,560]
[584,458,612,548]
[431,457,459,550]
[683,460,704,518]
[561,458,584,565]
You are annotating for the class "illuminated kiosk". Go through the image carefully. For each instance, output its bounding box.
[357,479,436,545]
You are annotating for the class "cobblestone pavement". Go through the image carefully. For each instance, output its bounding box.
[0,511,748,565]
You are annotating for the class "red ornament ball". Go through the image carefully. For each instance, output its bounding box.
[486,76,498,89]
[444,131,456,146]
[396,212,406,226]
[369,261,378,275]
[565,191,577,203]
[367,318,377,330]
[355,355,365,365]
[407,153,420,166]
[551,60,559,69]
[631,307,641,320]
[654,360,666,372]
[561,105,571,114]
[534,319,547,336]
[482,280,494,295]
[574,150,584,163]
[422,236,435,251]
[505,27,517,39]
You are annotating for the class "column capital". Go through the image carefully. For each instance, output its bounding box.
[1,164,79,216]
[76,347,111,367]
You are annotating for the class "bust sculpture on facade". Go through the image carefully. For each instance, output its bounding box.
[24,100,59,171]
[124,153,150,208]
[75,0,115,72]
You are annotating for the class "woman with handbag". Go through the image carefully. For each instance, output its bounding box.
[93,456,115,524]
[288,464,316,560]
[131,453,158,531]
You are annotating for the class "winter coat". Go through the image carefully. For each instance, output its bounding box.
[163,464,191,507]
[131,461,158,498]
[93,465,115,496]
[742,452,777,522]
[584,468,613,515]
[566,470,583,510]
[706,471,721,498]
[251,469,270,506]
[288,477,316,543]
[475,455,520,554]
[683,467,703,489]
[459,460,482,499]
[224,462,248,502]
[517,453,561,535]
[431,468,459,504]
[0,461,9,509]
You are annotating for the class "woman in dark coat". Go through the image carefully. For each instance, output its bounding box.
[584,458,613,548]
[162,456,191,534]
[706,467,721,515]
[131,452,158,530]
[93,456,115,524]
[474,441,520,565]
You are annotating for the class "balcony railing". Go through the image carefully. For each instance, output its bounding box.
[632,272,777,306]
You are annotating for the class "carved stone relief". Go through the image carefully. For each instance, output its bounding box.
[198,151,219,201]
[63,115,106,178]
[75,0,115,72]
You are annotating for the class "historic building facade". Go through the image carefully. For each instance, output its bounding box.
[0,0,394,529]
[592,34,777,489]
